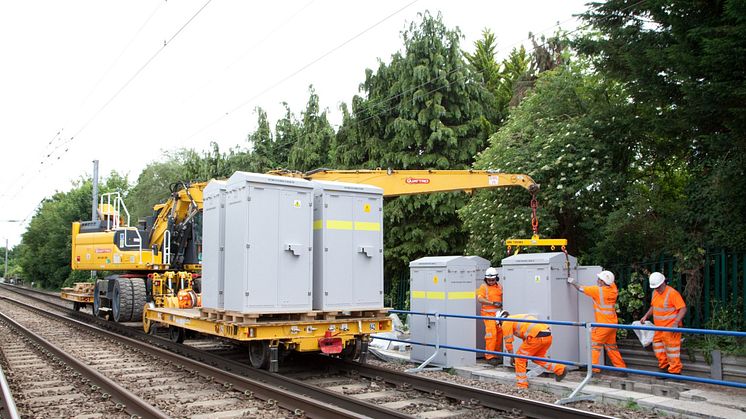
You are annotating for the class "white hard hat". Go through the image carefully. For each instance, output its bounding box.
[649,272,666,289]
[485,267,498,279]
[597,270,615,286]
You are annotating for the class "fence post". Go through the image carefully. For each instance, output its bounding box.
[407,312,442,373]
[720,249,728,303]
[732,253,738,305]
[556,323,596,405]
[705,252,711,324]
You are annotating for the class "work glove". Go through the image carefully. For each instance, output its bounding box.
[567,277,576,284]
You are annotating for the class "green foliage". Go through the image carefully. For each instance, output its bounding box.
[616,272,646,338]
[340,11,493,295]
[575,0,746,259]
[18,173,129,289]
[288,86,335,172]
[686,299,746,359]
[460,62,633,262]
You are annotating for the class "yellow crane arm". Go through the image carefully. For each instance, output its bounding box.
[278,169,539,197]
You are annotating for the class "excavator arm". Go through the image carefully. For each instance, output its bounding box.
[272,169,539,197]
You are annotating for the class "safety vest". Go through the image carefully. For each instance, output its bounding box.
[593,284,618,323]
[652,285,684,327]
[504,314,549,340]
[478,283,503,315]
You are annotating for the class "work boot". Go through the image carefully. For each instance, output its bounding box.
[555,369,567,382]
[487,357,501,366]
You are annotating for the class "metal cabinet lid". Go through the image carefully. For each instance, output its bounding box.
[310,180,383,195]
[226,171,314,190]
[409,255,489,268]
[501,252,574,266]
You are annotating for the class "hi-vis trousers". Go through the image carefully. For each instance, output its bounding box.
[591,326,627,372]
[483,319,503,359]
[514,335,565,388]
[653,331,682,374]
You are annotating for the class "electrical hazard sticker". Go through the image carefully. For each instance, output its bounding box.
[293,200,301,208]
[363,203,371,213]
[535,275,541,283]
[433,275,439,284]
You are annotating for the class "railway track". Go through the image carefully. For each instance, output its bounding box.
[0,284,614,418]
[0,294,372,418]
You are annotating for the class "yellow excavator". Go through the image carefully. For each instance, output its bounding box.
[69,169,560,323]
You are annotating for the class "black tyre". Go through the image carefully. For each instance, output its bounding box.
[93,280,105,317]
[340,339,360,361]
[112,277,134,323]
[248,341,270,369]
[168,327,185,344]
[129,279,147,322]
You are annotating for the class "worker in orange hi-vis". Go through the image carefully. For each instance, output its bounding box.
[640,272,687,376]
[477,267,503,365]
[567,271,627,375]
[497,310,567,388]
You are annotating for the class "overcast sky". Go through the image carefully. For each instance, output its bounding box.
[0,0,588,247]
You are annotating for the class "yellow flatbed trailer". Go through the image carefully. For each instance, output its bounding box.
[60,283,95,311]
[143,305,392,371]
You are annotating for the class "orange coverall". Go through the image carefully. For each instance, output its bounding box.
[501,314,566,388]
[651,285,686,374]
[582,283,626,372]
[478,282,503,359]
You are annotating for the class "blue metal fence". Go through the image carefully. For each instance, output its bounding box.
[378,309,746,404]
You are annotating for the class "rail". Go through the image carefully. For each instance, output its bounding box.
[0,358,20,419]
[383,309,746,404]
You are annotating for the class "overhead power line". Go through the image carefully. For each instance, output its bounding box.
[183,0,419,144]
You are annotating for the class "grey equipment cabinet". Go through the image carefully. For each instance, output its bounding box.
[409,256,490,368]
[500,252,580,364]
[223,172,314,313]
[310,180,384,311]
[201,180,227,309]
[464,256,491,356]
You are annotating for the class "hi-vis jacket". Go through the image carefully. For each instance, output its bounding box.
[651,285,686,327]
[501,314,550,348]
[582,283,619,324]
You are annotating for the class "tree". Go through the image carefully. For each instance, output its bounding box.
[460,62,638,263]
[575,0,746,252]
[338,11,493,304]
[288,86,335,171]
[128,151,194,220]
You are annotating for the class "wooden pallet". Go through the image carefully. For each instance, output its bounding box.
[199,308,319,324]
[198,307,391,324]
[319,308,390,320]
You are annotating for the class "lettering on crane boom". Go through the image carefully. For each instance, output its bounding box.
[405,177,430,184]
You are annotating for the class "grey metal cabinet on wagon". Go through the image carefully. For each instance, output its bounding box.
[310,180,384,311]
[223,172,314,313]
[409,256,490,368]
[201,180,227,309]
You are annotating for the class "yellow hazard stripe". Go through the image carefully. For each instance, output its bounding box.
[412,290,426,299]
[448,291,476,300]
[326,220,353,230]
[354,221,381,231]
[426,291,445,300]
[321,220,380,231]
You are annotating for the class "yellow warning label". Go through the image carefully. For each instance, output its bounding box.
[293,200,301,208]
[433,275,439,284]
[364,203,371,213]
[535,275,541,283]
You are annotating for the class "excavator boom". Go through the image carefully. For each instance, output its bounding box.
[272,169,539,197]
